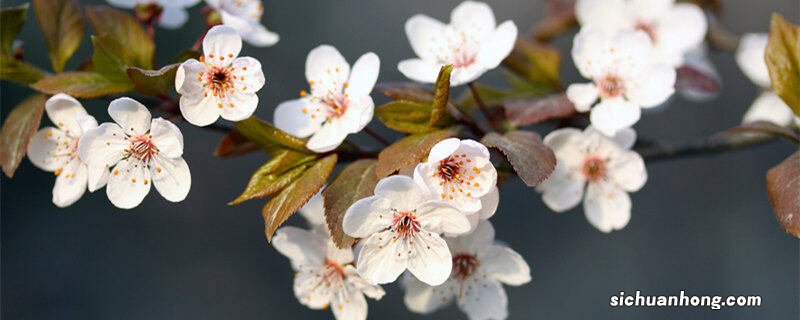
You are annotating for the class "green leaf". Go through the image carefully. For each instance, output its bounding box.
[0,94,46,177]
[126,64,179,97]
[235,116,311,154]
[375,82,434,103]
[0,54,45,84]
[30,71,134,98]
[375,100,434,133]
[766,151,800,237]
[375,128,458,178]
[86,6,154,70]
[229,149,318,205]
[481,130,556,187]
[0,4,28,55]
[503,39,562,94]
[33,0,83,72]
[765,14,800,115]
[430,65,455,127]
[91,35,135,80]
[262,154,337,241]
[323,159,379,248]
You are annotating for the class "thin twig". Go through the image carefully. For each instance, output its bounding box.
[363,127,391,146]
[468,82,499,132]
[638,134,776,163]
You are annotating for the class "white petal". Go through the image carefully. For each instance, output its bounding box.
[220,92,258,122]
[566,83,599,112]
[344,266,385,300]
[340,95,375,134]
[326,240,354,266]
[45,93,88,137]
[343,196,392,238]
[589,98,641,136]
[202,25,242,66]
[331,282,369,320]
[479,245,531,286]
[403,276,455,314]
[346,52,380,98]
[608,150,647,192]
[405,14,446,61]
[299,191,326,227]
[626,63,676,108]
[742,92,796,127]
[398,59,441,84]
[239,23,280,47]
[426,137,461,162]
[150,155,191,202]
[543,128,585,168]
[272,226,327,268]
[293,267,334,309]
[158,6,188,29]
[538,166,585,212]
[149,118,184,158]
[373,175,427,211]
[584,182,631,233]
[76,114,98,134]
[477,186,499,219]
[457,277,508,320]
[231,56,266,93]
[448,219,495,253]
[27,128,70,172]
[575,0,627,35]
[307,120,348,153]
[87,165,109,192]
[653,3,707,67]
[179,93,221,127]
[736,33,771,88]
[607,127,637,150]
[449,64,487,87]
[107,158,152,209]
[77,123,127,168]
[406,232,452,286]
[273,98,321,138]
[52,159,88,208]
[108,97,152,135]
[306,45,350,95]
[356,231,407,284]
[159,0,201,8]
[450,1,497,37]
[175,59,207,95]
[106,0,137,9]
[416,201,471,235]
[476,21,518,69]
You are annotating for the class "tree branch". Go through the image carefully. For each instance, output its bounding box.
[637,134,776,163]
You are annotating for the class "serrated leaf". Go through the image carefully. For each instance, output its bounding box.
[33,0,83,72]
[0,4,28,55]
[375,128,457,178]
[323,159,379,248]
[91,35,135,80]
[430,65,455,127]
[0,54,45,84]
[504,93,576,127]
[126,64,179,97]
[0,94,46,177]
[86,6,154,70]
[482,130,556,187]
[375,100,434,133]
[375,82,434,103]
[262,154,337,241]
[765,14,800,115]
[230,149,318,205]
[503,39,562,94]
[234,116,311,154]
[31,71,133,98]
[214,129,259,158]
[766,151,800,237]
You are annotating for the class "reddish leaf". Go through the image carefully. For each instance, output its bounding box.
[676,65,721,94]
[766,151,800,237]
[323,159,379,248]
[229,149,318,205]
[504,93,576,127]
[481,130,556,187]
[214,129,259,158]
[374,82,434,103]
[0,94,46,177]
[375,128,457,178]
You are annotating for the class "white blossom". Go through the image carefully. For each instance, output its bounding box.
[736,33,800,128]
[106,0,200,29]
[536,127,647,233]
[413,138,498,214]
[273,226,384,320]
[575,0,707,67]
[26,94,109,207]
[403,220,530,320]
[78,98,191,209]
[204,0,279,47]
[274,45,380,153]
[398,1,518,86]
[342,175,471,286]
[567,28,676,136]
[175,25,265,127]
[298,190,326,228]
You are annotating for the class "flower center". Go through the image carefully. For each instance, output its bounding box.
[128,134,159,163]
[452,253,479,280]
[321,259,345,283]
[390,209,421,239]
[634,21,657,43]
[598,75,625,98]
[320,94,348,119]
[451,51,477,69]
[434,153,480,200]
[582,156,607,181]
[203,66,235,99]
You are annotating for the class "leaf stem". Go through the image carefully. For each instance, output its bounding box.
[191,27,210,52]
[363,127,391,146]
[468,82,500,132]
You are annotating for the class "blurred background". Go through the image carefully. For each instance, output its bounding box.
[1,0,798,319]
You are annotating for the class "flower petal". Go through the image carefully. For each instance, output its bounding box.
[106,0,137,8]
[346,52,380,98]
[477,186,499,219]
[403,276,454,314]
[398,59,441,84]
[450,1,496,37]
[77,123,127,168]
[307,120,348,153]
[447,219,495,253]
[274,98,321,138]
[331,281,369,320]
[589,98,641,136]
[108,97,152,135]
[179,93,221,127]
[626,63,676,108]
[149,118,184,158]
[457,277,508,320]
[231,56,266,93]
[293,267,334,309]
[575,0,627,35]
[356,231,407,284]
[27,128,71,172]
[344,265,385,300]
[175,59,207,95]
[52,158,88,208]
[158,6,189,29]
[343,196,393,238]
[608,150,647,192]
[299,191,326,227]
[425,137,460,162]
[406,231,452,286]
[203,25,242,66]
[405,14,446,61]
[86,164,109,192]
[584,182,631,233]
[566,83,599,112]
[45,93,88,137]
[239,23,280,47]
[742,92,795,127]
[417,200,471,235]
[107,158,152,209]
[220,92,259,122]
[736,33,771,88]
[476,20,517,69]
[373,175,427,211]
[150,155,190,202]
[272,226,327,268]
[653,3,707,67]
[340,95,375,134]
[479,245,531,286]
[306,45,350,95]
[538,166,585,212]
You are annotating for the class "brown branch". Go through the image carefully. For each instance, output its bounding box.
[637,134,776,163]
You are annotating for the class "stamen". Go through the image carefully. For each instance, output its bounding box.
[452,253,479,280]
[582,156,607,181]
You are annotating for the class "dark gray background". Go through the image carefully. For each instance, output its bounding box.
[1,0,798,319]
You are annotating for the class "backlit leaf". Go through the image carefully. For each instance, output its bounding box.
[324,159,379,248]
[0,94,46,177]
[375,82,434,103]
[375,100,434,133]
[234,116,311,154]
[766,151,800,237]
[30,71,133,98]
[375,128,457,178]
[33,0,84,72]
[126,64,179,97]
[0,54,45,84]
[229,149,318,205]
[430,65,455,127]
[0,4,28,55]
[86,6,154,70]
[765,14,800,114]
